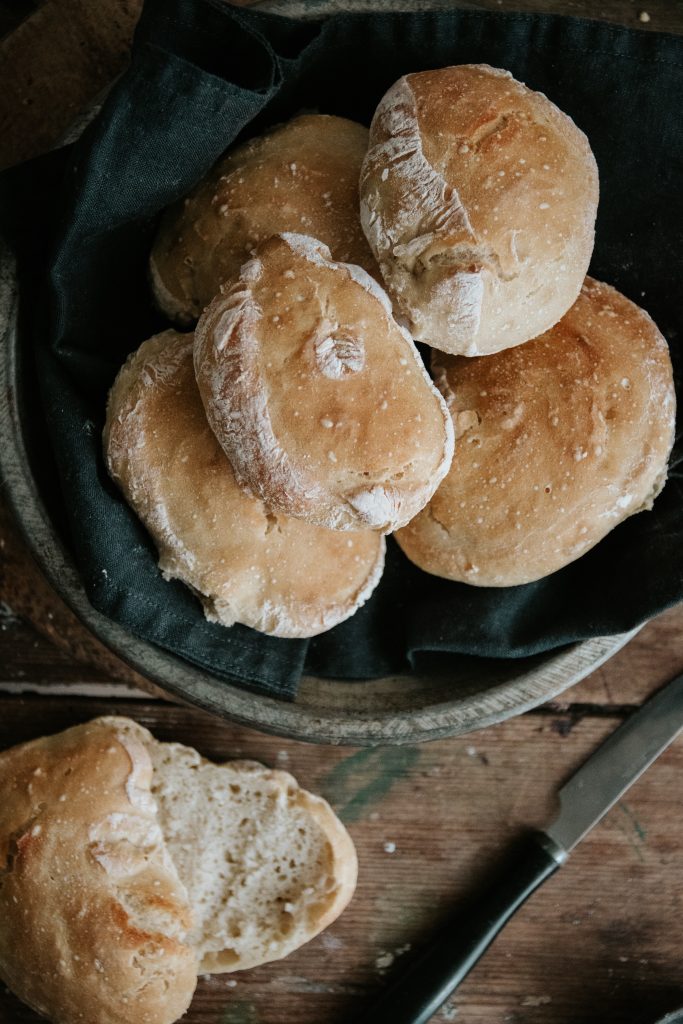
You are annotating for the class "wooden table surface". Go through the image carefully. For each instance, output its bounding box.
[2,3,683,1024]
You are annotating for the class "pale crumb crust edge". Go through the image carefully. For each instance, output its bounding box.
[92,721,359,975]
[197,761,359,974]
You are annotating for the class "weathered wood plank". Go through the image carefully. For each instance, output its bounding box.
[0,701,681,1024]
[548,603,683,711]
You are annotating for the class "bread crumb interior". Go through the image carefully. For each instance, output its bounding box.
[149,744,338,972]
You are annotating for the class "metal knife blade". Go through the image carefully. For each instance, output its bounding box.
[359,669,683,1024]
[545,669,683,856]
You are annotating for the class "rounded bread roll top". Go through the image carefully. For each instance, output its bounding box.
[0,716,359,1023]
[360,64,599,356]
[395,278,676,586]
[0,718,197,1024]
[193,232,455,533]
[150,114,378,324]
[104,330,385,637]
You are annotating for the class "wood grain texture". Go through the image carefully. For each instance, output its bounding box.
[2,498,683,1023]
[0,700,682,1024]
[0,497,158,689]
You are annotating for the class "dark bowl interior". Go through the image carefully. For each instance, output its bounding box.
[0,239,636,744]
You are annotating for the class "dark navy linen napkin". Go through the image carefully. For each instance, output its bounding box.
[3,0,682,696]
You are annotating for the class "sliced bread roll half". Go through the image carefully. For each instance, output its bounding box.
[144,729,358,973]
[0,717,357,1024]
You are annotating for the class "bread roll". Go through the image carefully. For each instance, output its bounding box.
[0,718,197,1024]
[360,64,599,356]
[0,716,358,1023]
[142,723,358,973]
[194,232,454,533]
[395,279,676,586]
[104,330,385,637]
[150,114,378,324]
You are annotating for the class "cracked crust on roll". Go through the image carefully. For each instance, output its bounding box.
[395,278,676,586]
[104,330,385,637]
[360,65,599,356]
[0,718,197,1024]
[193,232,454,533]
[0,716,359,1022]
[150,114,379,325]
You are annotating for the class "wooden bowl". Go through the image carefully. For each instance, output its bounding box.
[0,239,636,744]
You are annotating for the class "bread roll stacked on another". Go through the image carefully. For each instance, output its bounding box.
[105,331,386,636]
[359,64,674,584]
[360,64,599,357]
[0,717,357,1024]
[106,112,455,633]
[194,233,454,532]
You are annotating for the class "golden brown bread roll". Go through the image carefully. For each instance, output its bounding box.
[360,64,599,356]
[104,330,385,636]
[193,232,455,533]
[150,114,378,324]
[0,718,197,1024]
[0,716,359,1023]
[395,278,676,586]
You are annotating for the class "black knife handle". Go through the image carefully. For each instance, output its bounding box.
[357,832,566,1024]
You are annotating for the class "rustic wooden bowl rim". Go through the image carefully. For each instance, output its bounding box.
[0,238,638,744]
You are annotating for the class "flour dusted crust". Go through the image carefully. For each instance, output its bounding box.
[0,719,197,1024]
[360,65,599,356]
[150,114,378,324]
[104,330,384,637]
[395,279,676,586]
[194,233,454,533]
[0,716,359,1021]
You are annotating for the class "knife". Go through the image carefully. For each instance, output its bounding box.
[358,670,683,1024]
